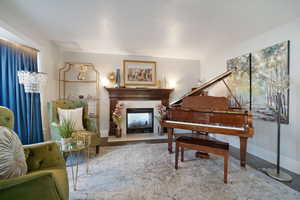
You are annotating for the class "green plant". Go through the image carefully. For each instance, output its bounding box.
[58,119,75,138]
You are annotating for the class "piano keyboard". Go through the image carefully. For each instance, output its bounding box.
[164,120,245,131]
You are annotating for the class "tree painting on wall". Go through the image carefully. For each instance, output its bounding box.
[226,53,251,109]
[251,41,289,124]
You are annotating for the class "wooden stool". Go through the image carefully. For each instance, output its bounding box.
[175,135,229,183]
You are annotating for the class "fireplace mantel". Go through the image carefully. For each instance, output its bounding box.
[105,87,174,136]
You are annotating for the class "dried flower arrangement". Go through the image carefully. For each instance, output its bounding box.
[112,103,124,129]
[155,104,167,122]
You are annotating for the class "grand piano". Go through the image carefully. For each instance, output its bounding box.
[161,68,254,167]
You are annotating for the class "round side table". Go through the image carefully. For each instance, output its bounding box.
[61,144,86,191]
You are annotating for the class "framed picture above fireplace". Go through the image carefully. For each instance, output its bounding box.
[123,60,157,86]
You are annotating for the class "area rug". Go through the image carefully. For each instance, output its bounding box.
[69,143,300,200]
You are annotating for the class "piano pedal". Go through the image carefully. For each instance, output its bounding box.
[195,151,210,159]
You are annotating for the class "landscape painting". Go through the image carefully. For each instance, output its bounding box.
[226,53,251,109]
[251,41,289,123]
[123,60,156,86]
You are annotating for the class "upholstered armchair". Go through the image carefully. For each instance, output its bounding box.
[0,106,69,200]
[48,99,100,153]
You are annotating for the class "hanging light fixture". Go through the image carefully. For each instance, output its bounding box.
[17,71,48,93]
[17,70,48,144]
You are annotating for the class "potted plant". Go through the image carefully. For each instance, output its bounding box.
[112,103,124,137]
[58,119,75,145]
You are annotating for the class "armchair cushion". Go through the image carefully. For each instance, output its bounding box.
[48,100,101,147]
[57,107,84,131]
[0,127,27,179]
[0,106,69,200]
[0,106,14,129]
[24,141,65,171]
[48,100,88,124]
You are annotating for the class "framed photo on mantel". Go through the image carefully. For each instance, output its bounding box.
[123,60,156,87]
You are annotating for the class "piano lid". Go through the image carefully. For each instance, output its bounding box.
[170,68,236,106]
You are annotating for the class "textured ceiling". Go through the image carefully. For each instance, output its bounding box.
[1,0,300,59]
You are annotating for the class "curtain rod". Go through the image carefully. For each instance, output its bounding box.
[0,38,40,52]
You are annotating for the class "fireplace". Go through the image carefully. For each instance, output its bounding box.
[126,108,154,134]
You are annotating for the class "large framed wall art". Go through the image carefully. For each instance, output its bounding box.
[226,53,251,109]
[251,41,290,124]
[123,60,157,86]
[226,41,290,124]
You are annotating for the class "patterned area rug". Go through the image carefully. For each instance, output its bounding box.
[69,143,300,200]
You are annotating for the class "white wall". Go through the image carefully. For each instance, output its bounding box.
[201,18,300,174]
[62,51,201,137]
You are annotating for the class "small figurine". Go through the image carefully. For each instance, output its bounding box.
[77,65,88,80]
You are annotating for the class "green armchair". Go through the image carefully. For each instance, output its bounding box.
[48,99,100,153]
[0,106,69,200]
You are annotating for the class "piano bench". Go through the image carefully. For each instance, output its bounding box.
[175,135,229,184]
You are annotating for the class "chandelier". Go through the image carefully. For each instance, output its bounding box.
[17,71,48,93]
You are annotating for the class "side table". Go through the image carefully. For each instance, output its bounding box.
[61,144,86,191]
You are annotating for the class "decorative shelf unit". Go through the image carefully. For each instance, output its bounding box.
[59,62,100,133]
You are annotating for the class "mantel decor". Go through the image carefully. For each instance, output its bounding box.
[105,87,173,136]
[123,60,156,86]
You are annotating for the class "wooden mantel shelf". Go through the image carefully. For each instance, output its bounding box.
[105,87,173,100]
[105,87,174,136]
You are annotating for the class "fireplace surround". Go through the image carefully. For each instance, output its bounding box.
[105,87,173,136]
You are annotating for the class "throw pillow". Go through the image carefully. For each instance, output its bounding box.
[58,107,84,131]
[0,126,27,179]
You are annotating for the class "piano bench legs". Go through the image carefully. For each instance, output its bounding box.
[175,140,229,184]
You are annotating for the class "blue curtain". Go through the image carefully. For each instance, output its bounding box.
[0,39,44,144]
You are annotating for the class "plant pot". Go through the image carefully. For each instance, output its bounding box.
[61,137,72,145]
[159,121,164,136]
[157,126,164,136]
[116,127,122,138]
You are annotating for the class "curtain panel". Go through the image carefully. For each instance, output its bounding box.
[0,39,43,144]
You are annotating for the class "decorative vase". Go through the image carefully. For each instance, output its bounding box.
[116,127,122,138]
[61,137,72,144]
[61,137,72,149]
[159,121,164,135]
[115,69,121,88]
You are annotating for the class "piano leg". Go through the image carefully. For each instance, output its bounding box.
[240,137,248,167]
[168,128,174,153]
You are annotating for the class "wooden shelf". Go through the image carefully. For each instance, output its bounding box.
[59,62,100,134]
[88,115,99,118]
[61,80,97,83]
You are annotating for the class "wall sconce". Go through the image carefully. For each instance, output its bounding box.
[101,77,110,87]
[168,80,177,89]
